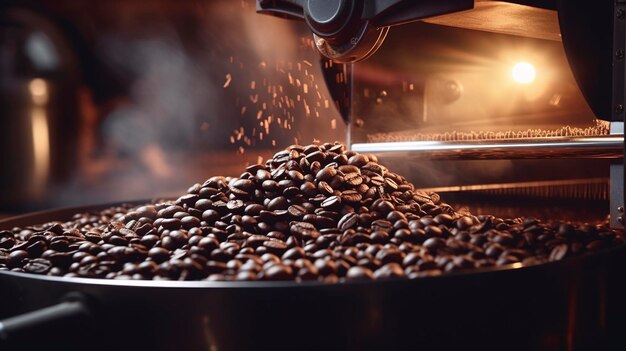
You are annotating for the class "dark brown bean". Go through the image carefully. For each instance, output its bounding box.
[346,266,374,280]
[7,250,29,268]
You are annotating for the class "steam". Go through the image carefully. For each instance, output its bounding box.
[47,0,344,208]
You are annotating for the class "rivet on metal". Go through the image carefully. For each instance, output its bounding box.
[617,49,625,60]
[619,216,624,224]
[618,9,625,19]
[616,104,624,113]
[619,206,624,213]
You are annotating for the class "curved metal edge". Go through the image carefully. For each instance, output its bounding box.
[0,321,6,341]
[0,201,624,289]
[314,23,389,63]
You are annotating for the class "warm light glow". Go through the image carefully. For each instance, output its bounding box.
[511,62,536,84]
[29,78,49,105]
[31,107,50,194]
[29,79,50,195]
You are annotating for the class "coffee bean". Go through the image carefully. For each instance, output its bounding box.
[23,258,52,274]
[180,216,200,230]
[231,179,255,195]
[149,247,170,263]
[496,255,520,266]
[338,212,358,231]
[343,172,363,186]
[268,197,289,211]
[348,154,368,167]
[346,266,374,280]
[263,264,293,280]
[375,248,403,265]
[282,247,305,260]
[424,225,443,237]
[161,218,182,230]
[7,250,28,268]
[288,205,307,217]
[341,190,362,203]
[321,196,341,209]
[549,244,568,261]
[316,167,337,182]
[263,240,288,255]
[26,240,46,257]
[373,263,404,279]
[423,237,445,252]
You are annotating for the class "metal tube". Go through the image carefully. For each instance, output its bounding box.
[351,135,624,159]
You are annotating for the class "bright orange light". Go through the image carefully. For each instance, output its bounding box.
[29,78,48,105]
[511,62,536,84]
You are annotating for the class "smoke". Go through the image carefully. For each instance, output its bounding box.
[46,0,344,208]
[98,28,218,152]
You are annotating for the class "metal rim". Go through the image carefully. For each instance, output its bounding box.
[313,24,389,63]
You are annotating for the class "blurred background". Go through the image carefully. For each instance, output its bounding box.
[0,0,611,222]
[0,0,344,214]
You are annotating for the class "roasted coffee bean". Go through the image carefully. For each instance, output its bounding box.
[456,216,474,230]
[373,263,404,279]
[267,197,289,211]
[263,240,288,255]
[0,237,15,249]
[263,264,293,280]
[375,248,403,265]
[348,154,368,167]
[177,194,199,207]
[370,220,391,233]
[288,205,307,217]
[346,266,374,280]
[496,255,520,266]
[282,247,305,260]
[341,190,362,203]
[160,218,182,230]
[288,170,304,183]
[202,210,220,223]
[370,231,390,244]
[343,172,363,186]
[434,214,454,226]
[493,232,514,246]
[338,213,358,231]
[26,240,46,257]
[315,259,337,276]
[423,237,445,252]
[48,252,72,268]
[231,179,255,195]
[548,244,568,261]
[321,196,341,209]
[316,167,337,182]
[317,181,334,196]
[7,250,28,268]
[23,258,52,274]
[148,247,170,263]
[180,216,200,230]
[424,225,443,237]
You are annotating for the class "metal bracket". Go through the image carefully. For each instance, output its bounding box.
[612,0,626,228]
[611,122,624,228]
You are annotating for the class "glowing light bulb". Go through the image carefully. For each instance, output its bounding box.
[511,62,536,84]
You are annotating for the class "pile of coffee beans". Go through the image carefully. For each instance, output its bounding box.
[0,142,623,281]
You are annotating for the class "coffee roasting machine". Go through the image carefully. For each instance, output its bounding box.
[1,1,626,351]
[257,0,626,228]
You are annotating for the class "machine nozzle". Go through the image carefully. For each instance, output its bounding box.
[257,0,473,63]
